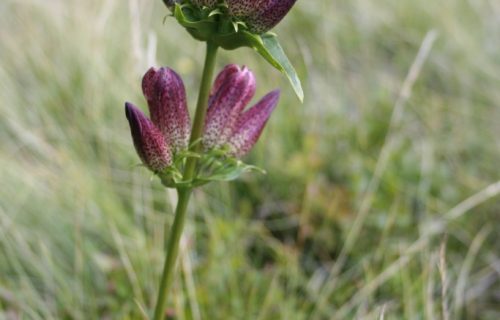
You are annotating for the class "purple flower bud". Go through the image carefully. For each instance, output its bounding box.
[227,90,280,157]
[142,67,191,153]
[125,102,173,172]
[227,0,297,33]
[203,64,256,150]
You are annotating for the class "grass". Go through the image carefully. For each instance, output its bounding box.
[1,0,499,319]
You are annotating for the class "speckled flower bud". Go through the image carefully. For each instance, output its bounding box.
[142,67,191,153]
[227,0,297,33]
[125,103,173,172]
[203,64,256,150]
[227,90,280,157]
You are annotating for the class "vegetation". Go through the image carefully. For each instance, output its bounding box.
[0,0,499,319]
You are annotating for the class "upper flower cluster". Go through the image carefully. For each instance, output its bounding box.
[193,0,297,33]
[166,0,297,34]
[125,65,279,174]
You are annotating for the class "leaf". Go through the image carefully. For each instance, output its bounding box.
[173,4,217,41]
[258,34,304,103]
[194,158,266,185]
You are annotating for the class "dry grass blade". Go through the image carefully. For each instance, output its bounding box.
[311,29,439,318]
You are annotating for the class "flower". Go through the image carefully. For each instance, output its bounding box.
[203,64,280,157]
[126,64,279,174]
[125,67,191,172]
[190,0,297,34]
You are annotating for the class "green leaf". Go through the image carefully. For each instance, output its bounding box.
[173,4,217,41]
[258,34,304,103]
[195,160,265,185]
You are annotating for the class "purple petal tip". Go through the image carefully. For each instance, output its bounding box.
[227,89,280,157]
[125,102,172,172]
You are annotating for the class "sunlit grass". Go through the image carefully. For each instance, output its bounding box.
[1,0,499,319]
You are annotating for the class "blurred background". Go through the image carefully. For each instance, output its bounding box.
[1,0,499,319]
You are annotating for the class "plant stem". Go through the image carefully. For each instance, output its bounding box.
[153,42,218,320]
[185,41,219,178]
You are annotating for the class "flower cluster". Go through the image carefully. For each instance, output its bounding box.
[166,0,297,34]
[193,0,297,33]
[125,65,279,174]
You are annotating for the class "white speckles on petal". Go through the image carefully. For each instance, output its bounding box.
[142,67,191,154]
[226,0,297,33]
[203,64,256,150]
[125,102,173,172]
[227,90,280,157]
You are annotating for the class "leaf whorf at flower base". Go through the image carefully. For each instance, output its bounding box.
[168,0,298,34]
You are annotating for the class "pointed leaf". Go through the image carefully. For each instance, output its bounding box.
[259,34,303,102]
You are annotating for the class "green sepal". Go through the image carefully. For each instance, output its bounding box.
[173,4,217,41]
[192,148,266,187]
[157,146,265,189]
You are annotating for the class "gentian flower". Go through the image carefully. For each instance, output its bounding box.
[125,67,191,172]
[126,64,279,174]
[203,64,280,157]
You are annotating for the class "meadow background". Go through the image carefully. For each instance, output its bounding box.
[1,0,499,319]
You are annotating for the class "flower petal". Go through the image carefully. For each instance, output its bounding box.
[228,90,280,157]
[125,102,172,172]
[250,0,297,33]
[227,0,297,33]
[208,64,241,100]
[203,64,256,150]
[226,0,260,17]
[142,67,191,153]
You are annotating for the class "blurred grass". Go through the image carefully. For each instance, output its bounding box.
[1,0,499,319]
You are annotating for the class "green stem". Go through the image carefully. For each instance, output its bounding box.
[153,42,218,320]
[185,41,219,178]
